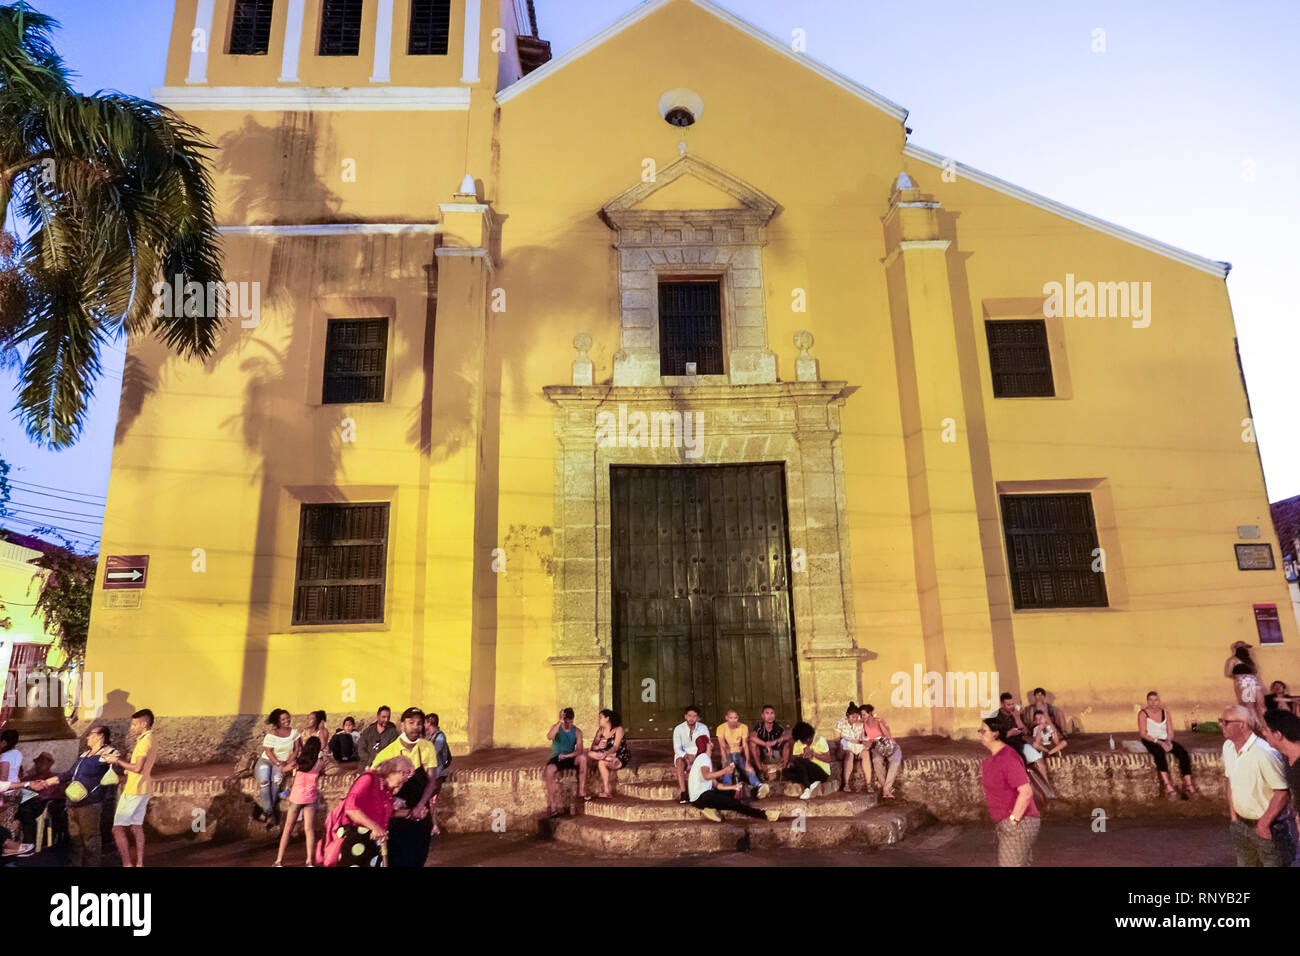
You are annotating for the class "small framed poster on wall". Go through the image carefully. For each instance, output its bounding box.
[1254,604,1283,645]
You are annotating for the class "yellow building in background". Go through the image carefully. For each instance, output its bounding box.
[85,0,1299,754]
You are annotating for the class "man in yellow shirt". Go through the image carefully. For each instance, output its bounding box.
[108,709,157,867]
[372,707,440,867]
[715,709,770,799]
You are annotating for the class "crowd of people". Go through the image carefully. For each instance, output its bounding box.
[251,704,453,868]
[541,701,905,822]
[0,709,156,865]
[4,635,1300,869]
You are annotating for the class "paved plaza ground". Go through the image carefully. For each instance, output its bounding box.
[6,814,1239,868]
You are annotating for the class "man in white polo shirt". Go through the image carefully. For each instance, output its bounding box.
[1221,704,1294,867]
[672,705,710,805]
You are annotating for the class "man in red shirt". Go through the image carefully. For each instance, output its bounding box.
[978,717,1041,866]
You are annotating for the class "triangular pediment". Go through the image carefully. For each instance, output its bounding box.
[601,154,779,224]
[633,174,747,211]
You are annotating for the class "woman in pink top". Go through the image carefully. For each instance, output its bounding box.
[317,755,414,867]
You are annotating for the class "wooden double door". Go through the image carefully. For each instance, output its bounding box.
[611,464,800,737]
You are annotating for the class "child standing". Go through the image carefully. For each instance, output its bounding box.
[274,736,323,867]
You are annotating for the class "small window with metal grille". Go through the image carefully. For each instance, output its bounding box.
[408,0,451,55]
[293,503,389,625]
[986,319,1055,397]
[319,0,364,56]
[658,279,723,376]
[322,318,388,404]
[1000,493,1108,610]
[229,0,275,54]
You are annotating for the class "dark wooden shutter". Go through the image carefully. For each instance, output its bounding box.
[229,0,275,54]
[986,320,1055,397]
[323,318,388,404]
[293,503,389,624]
[1000,493,1107,609]
[319,0,364,55]
[658,280,724,376]
[408,0,451,54]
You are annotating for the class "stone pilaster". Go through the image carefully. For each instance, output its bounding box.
[428,181,500,749]
[882,175,997,735]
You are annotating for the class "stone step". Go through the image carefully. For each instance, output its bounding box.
[617,777,846,801]
[583,791,874,822]
[552,802,931,854]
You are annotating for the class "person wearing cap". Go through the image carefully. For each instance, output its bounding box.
[371,707,440,867]
[977,716,1040,866]
[31,726,117,866]
[1221,703,1294,866]
[687,735,780,823]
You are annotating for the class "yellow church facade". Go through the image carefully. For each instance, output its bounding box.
[84,0,1299,752]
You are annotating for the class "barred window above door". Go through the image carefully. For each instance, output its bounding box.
[323,318,388,404]
[1000,493,1107,609]
[409,0,451,54]
[986,319,1055,397]
[293,503,389,625]
[319,0,363,55]
[659,280,723,376]
[229,0,274,54]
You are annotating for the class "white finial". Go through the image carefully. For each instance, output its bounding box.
[458,173,477,196]
[678,139,687,157]
[893,171,916,192]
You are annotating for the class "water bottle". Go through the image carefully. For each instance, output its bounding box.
[1108,735,1115,750]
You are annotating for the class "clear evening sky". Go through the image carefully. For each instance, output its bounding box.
[2,0,1297,552]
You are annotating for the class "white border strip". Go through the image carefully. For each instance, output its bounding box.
[496,0,908,121]
[280,0,306,82]
[186,0,215,84]
[904,143,1230,278]
[461,0,482,83]
[496,0,668,104]
[219,223,441,236]
[690,0,907,120]
[153,86,471,111]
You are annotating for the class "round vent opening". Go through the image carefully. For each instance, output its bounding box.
[665,106,696,127]
[658,88,704,128]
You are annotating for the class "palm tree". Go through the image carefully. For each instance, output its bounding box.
[0,2,225,447]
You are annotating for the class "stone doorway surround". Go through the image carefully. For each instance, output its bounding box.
[598,154,781,387]
[542,380,868,734]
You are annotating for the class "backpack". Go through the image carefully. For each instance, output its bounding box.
[331,731,356,763]
[433,731,452,769]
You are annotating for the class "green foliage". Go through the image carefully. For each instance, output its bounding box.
[27,536,95,665]
[0,2,226,447]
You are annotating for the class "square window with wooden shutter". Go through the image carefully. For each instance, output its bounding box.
[319,0,364,55]
[293,503,389,625]
[1000,492,1107,609]
[229,0,275,54]
[322,318,388,404]
[408,0,451,55]
[986,319,1055,397]
[658,280,723,376]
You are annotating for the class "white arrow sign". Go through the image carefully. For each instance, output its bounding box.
[107,570,143,581]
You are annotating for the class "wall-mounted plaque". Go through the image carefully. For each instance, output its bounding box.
[1236,543,1275,570]
[1237,525,1261,539]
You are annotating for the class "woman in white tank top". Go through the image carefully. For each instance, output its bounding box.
[1138,691,1197,799]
